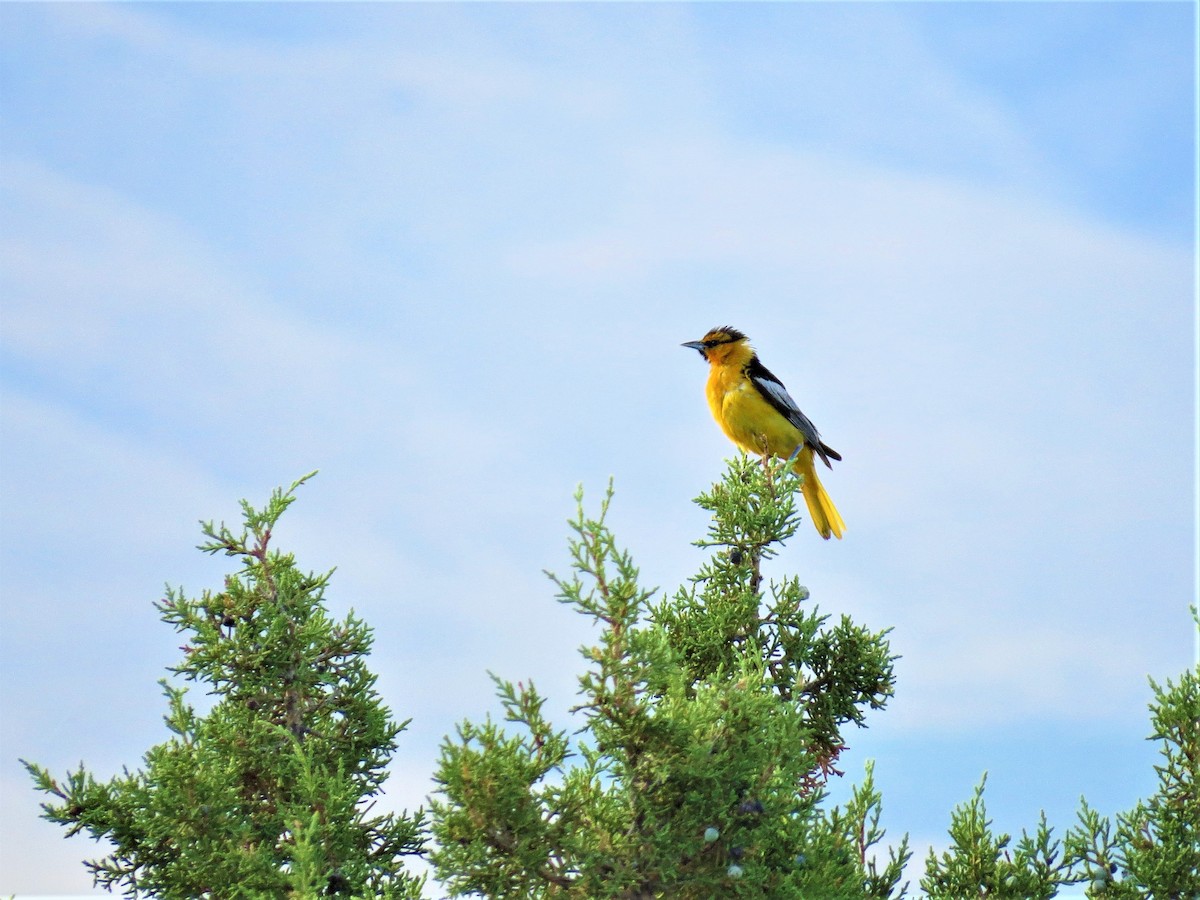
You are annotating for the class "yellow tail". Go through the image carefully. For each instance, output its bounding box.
[793,449,845,540]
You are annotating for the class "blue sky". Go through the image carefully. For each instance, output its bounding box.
[0,2,1194,895]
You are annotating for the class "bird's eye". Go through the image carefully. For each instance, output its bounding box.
[704,340,718,348]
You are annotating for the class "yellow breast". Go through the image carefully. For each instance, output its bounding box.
[705,365,804,459]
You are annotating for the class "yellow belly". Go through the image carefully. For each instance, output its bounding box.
[706,372,804,458]
[702,362,843,538]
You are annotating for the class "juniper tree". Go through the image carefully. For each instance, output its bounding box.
[431,456,909,898]
[923,612,1200,899]
[24,474,425,899]
[1063,618,1200,900]
[920,776,1070,899]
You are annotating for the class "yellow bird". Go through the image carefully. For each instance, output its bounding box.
[682,326,845,540]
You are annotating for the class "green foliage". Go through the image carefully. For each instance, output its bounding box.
[822,762,912,898]
[431,456,907,898]
[925,610,1200,899]
[23,474,425,899]
[24,455,1195,899]
[1063,614,1200,899]
[921,776,1069,899]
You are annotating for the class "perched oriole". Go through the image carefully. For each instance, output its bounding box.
[682,326,845,540]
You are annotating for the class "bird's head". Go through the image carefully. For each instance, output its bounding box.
[681,326,750,364]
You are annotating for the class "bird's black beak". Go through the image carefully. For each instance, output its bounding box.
[681,341,706,354]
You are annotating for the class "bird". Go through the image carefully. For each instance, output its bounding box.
[682,326,845,540]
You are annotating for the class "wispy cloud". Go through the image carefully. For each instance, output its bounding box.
[1,2,1191,894]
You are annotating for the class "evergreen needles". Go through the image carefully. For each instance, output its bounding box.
[430,457,907,898]
[22,463,1200,899]
[23,474,426,898]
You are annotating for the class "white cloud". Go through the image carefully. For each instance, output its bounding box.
[1,3,1191,894]
[6,2,1190,733]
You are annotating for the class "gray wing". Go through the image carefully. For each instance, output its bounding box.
[748,356,840,467]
